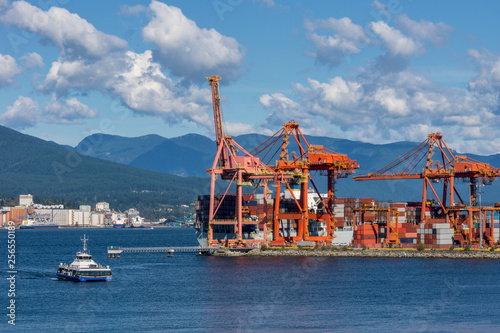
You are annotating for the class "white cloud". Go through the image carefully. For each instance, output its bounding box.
[119,4,147,16]
[260,93,304,127]
[0,95,100,129]
[370,21,422,56]
[411,91,444,112]
[371,87,410,116]
[142,1,245,83]
[0,53,21,86]
[372,0,386,11]
[43,96,99,124]
[0,1,127,59]
[460,126,484,140]
[304,14,450,68]
[224,122,257,136]
[307,77,362,110]
[403,123,441,142]
[259,66,500,154]
[0,96,39,129]
[39,50,212,126]
[291,77,370,128]
[260,93,299,110]
[112,51,212,124]
[20,52,43,68]
[253,0,275,7]
[4,1,216,129]
[305,17,369,66]
[468,49,500,93]
[397,14,453,47]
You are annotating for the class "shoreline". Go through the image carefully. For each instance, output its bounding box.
[0,225,192,230]
[216,248,500,259]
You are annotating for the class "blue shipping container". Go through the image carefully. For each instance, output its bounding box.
[400,238,416,244]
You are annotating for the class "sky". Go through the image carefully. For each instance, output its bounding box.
[1,0,500,155]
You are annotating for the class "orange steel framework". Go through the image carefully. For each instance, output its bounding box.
[205,75,359,246]
[353,132,500,245]
[250,122,359,245]
[206,75,278,246]
[353,205,400,245]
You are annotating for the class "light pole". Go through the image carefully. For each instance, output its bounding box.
[478,182,483,249]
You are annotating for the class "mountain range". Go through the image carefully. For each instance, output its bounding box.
[75,131,500,204]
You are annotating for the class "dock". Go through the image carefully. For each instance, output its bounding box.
[107,246,217,258]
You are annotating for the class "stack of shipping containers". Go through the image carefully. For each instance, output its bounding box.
[195,193,500,248]
[417,222,454,249]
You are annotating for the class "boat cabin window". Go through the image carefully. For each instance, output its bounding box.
[77,254,92,260]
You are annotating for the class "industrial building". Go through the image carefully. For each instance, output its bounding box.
[1,195,112,227]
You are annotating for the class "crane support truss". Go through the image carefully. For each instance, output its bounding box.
[251,121,359,245]
[353,205,400,245]
[353,132,500,247]
[204,76,359,247]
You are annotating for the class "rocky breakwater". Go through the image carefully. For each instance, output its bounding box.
[239,248,500,259]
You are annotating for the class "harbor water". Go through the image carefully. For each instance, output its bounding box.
[2,228,500,332]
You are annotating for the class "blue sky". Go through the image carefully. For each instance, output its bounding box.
[1,0,500,155]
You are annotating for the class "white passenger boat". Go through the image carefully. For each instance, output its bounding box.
[57,235,112,282]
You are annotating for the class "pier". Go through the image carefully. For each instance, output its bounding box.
[107,246,216,258]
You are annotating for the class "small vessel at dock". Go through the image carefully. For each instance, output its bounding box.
[113,213,127,228]
[130,216,151,228]
[57,235,112,282]
[127,208,151,228]
[19,214,59,229]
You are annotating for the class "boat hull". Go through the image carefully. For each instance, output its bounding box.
[57,272,112,282]
[113,224,126,228]
[20,225,59,229]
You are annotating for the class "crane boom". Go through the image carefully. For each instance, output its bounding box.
[208,75,223,146]
[208,75,232,168]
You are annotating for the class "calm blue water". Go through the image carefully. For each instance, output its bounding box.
[2,228,500,332]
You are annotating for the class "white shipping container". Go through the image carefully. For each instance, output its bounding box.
[436,235,454,240]
[432,223,452,229]
[436,228,454,232]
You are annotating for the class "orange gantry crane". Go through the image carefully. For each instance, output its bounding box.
[353,132,500,245]
[204,75,359,246]
[206,76,303,246]
[207,75,275,246]
[250,121,359,245]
